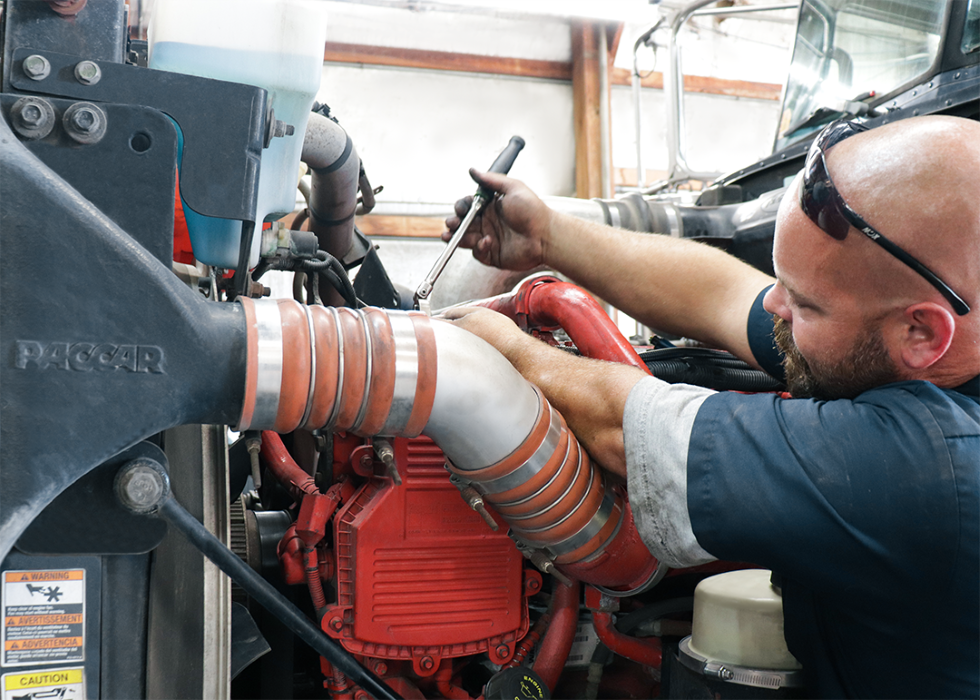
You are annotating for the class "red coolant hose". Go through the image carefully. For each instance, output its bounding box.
[434,660,474,700]
[476,276,652,374]
[532,581,581,691]
[591,611,663,668]
[260,431,318,500]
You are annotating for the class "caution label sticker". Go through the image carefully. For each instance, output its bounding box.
[2,666,84,700]
[2,571,84,667]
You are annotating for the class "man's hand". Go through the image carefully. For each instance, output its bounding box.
[440,306,533,365]
[443,170,552,271]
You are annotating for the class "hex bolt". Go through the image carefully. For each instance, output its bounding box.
[329,617,343,632]
[19,104,43,128]
[373,439,401,486]
[22,54,51,81]
[10,97,56,140]
[74,60,102,85]
[272,119,295,138]
[419,656,434,671]
[70,108,97,132]
[495,644,510,659]
[372,660,387,676]
[114,458,170,514]
[245,436,263,490]
[62,102,106,145]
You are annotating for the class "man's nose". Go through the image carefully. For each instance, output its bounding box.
[763,283,789,320]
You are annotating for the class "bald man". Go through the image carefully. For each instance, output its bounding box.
[443,116,980,698]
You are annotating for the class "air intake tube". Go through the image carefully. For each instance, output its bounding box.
[237,298,661,592]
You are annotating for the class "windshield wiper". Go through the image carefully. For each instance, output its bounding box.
[782,106,848,140]
[782,91,878,143]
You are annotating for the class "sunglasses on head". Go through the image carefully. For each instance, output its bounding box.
[799,119,970,316]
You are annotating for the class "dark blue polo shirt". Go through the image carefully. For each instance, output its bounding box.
[687,287,980,698]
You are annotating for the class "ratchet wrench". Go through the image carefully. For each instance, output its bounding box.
[414,136,525,312]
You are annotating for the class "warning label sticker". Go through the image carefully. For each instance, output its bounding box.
[2,666,84,700]
[2,571,84,668]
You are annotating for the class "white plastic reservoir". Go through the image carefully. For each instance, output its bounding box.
[689,569,801,671]
[148,0,327,269]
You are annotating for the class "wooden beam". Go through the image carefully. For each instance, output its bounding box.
[606,23,625,65]
[610,66,781,101]
[324,41,571,81]
[322,42,782,101]
[571,22,602,199]
[356,215,446,238]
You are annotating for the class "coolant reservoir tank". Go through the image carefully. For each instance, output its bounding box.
[689,569,801,670]
[148,0,327,269]
[675,569,803,695]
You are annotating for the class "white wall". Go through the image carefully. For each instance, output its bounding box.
[318,64,576,207]
[314,2,792,209]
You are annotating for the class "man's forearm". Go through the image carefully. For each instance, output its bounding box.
[541,211,773,364]
[498,331,648,478]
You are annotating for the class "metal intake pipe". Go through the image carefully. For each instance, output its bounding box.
[236,298,661,592]
[302,112,360,262]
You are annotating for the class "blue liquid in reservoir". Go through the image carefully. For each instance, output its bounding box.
[151,42,321,268]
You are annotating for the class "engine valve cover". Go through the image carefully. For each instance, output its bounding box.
[324,437,530,676]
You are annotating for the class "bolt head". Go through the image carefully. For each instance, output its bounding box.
[420,656,434,670]
[115,459,169,513]
[495,644,510,659]
[19,104,43,127]
[70,108,97,132]
[63,103,106,144]
[373,661,387,676]
[23,55,51,80]
[74,60,102,85]
[329,617,343,632]
[10,98,55,140]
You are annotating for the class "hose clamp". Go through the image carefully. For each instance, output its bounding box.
[504,446,584,521]
[298,305,317,430]
[471,405,562,496]
[323,306,345,430]
[351,310,374,432]
[509,462,595,535]
[252,299,283,429]
[380,311,419,435]
[540,487,616,557]
[678,637,804,689]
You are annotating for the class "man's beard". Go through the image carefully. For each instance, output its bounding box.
[772,316,901,400]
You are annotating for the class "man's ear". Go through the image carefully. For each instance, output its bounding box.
[897,302,955,370]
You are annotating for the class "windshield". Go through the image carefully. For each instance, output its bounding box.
[775,0,948,150]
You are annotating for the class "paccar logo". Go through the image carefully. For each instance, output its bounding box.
[13,340,165,373]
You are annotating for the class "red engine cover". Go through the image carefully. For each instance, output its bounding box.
[324,437,529,676]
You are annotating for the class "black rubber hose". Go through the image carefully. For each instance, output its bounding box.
[326,255,359,308]
[320,269,358,308]
[639,347,783,392]
[156,496,402,700]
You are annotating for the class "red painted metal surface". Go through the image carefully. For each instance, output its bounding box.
[324,436,529,676]
[476,276,651,374]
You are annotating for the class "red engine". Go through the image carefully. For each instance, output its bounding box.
[240,277,758,699]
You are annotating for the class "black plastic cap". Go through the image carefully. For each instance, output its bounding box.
[484,667,550,700]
